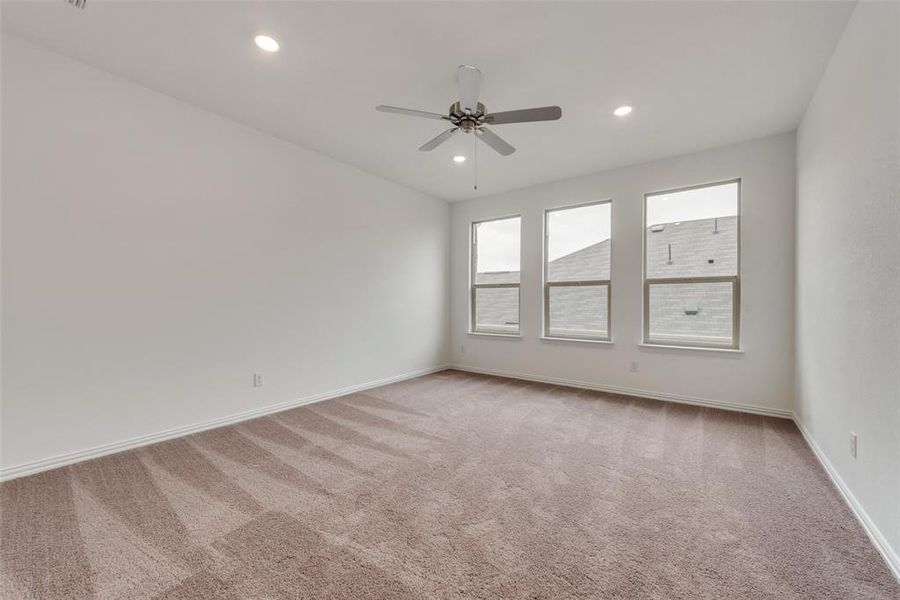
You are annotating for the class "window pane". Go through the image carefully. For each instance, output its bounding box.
[475,217,520,284]
[648,281,733,345]
[646,182,738,278]
[548,285,608,339]
[547,203,611,282]
[474,287,519,334]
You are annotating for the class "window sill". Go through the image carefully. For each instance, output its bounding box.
[467,331,522,339]
[541,336,613,346]
[638,343,744,354]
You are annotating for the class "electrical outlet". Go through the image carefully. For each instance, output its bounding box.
[253,373,264,388]
[629,361,639,373]
[849,431,858,459]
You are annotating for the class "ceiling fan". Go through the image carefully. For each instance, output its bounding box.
[376,65,562,158]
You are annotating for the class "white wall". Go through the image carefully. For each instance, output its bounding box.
[451,133,796,415]
[0,36,449,473]
[796,1,900,573]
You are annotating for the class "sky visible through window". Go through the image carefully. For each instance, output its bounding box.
[646,181,738,226]
[548,203,611,262]
[475,183,736,273]
[476,217,521,273]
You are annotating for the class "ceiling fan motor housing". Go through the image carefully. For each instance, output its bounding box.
[449,101,485,133]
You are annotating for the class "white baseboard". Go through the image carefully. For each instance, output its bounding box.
[793,418,900,582]
[450,364,793,419]
[0,364,450,482]
[3,362,896,583]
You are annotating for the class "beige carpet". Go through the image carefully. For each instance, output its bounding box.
[1,370,897,599]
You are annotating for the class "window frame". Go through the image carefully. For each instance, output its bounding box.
[543,199,612,342]
[470,214,523,336]
[642,179,741,350]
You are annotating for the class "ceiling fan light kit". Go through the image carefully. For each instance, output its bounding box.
[376,65,562,189]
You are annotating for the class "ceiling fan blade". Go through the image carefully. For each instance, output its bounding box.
[477,127,516,156]
[457,65,482,113]
[484,106,562,125]
[418,128,459,151]
[376,105,449,121]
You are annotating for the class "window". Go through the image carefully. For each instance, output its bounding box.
[544,201,611,340]
[643,180,740,348]
[471,216,521,335]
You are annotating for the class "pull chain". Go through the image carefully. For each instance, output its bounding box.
[473,131,478,191]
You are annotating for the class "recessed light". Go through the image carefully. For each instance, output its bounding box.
[254,35,280,53]
[614,105,633,116]
[453,155,467,163]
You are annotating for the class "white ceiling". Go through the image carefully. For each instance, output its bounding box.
[1,1,854,201]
